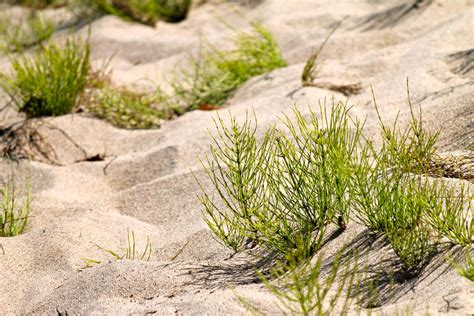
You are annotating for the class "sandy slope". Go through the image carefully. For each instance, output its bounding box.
[0,0,473,314]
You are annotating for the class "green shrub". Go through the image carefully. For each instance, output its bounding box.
[0,37,90,117]
[197,100,364,262]
[0,13,56,53]
[86,87,172,129]
[169,22,287,111]
[0,173,31,237]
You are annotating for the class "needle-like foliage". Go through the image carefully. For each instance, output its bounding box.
[96,228,153,261]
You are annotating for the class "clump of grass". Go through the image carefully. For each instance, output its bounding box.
[168,22,286,111]
[0,13,56,53]
[301,19,344,87]
[0,172,31,237]
[86,87,173,129]
[0,37,90,117]
[97,229,153,261]
[260,252,359,315]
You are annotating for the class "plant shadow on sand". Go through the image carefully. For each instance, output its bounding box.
[338,232,467,308]
[182,227,347,290]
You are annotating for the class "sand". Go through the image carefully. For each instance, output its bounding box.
[0,0,473,314]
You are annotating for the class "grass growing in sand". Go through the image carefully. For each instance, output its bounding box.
[197,100,364,263]
[86,87,173,129]
[0,37,90,117]
[165,22,286,112]
[197,88,473,312]
[97,229,153,261]
[83,229,153,267]
[0,173,31,237]
[456,251,474,281]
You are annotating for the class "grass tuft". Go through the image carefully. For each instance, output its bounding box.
[0,37,90,117]
[0,172,31,237]
[168,22,286,111]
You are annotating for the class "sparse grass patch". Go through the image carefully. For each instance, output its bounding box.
[301,20,343,87]
[167,22,286,111]
[0,37,90,117]
[86,87,173,129]
[0,172,31,237]
[97,229,152,260]
[0,13,56,53]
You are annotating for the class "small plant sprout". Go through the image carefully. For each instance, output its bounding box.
[0,172,31,237]
[96,229,153,261]
[456,251,474,281]
[301,19,344,87]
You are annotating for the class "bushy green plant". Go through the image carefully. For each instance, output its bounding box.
[196,112,272,252]
[6,0,65,8]
[0,37,90,117]
[198,100,364,262]
[260,252,359,315]
[169,22,287,111]
[423,181,472,247]
[0,173,31,237]
[0,13,56,53]
[86,87,172,129]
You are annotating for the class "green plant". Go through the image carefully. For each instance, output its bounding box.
[0,172,31,237]
[196,112,272,252]
[155,0,192,23]
[6,0,65,8]
[0,37,90,117]
[169,22,286,111]
[423,181,472,247]
[301,19,344,87]
[198,100,364,263]
[456,251,474,281]
[260,252,359,315]
[0,13,56,53]
[71,0,192,25]
[86,87,172,129]
[96,228,153,261]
